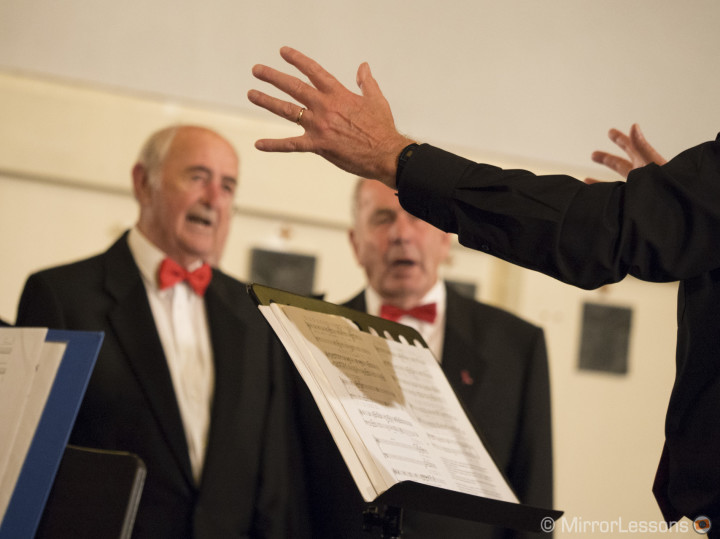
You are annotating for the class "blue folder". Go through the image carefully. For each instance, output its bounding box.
[0,329,103,539]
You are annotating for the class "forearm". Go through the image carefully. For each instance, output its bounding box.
[397,141,720,288]
[396,144,618,288]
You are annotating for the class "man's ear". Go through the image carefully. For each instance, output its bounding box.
[348,228,362,263]
[439,232,452,262]
[132,163,151,204]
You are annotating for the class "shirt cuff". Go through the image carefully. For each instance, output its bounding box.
[396,144,475,232]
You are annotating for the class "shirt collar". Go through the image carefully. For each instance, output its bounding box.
[128,227,166,291]
[127,227,205,291]
[365,280,446,320]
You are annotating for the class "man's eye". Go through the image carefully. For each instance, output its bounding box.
[371,213,394,225]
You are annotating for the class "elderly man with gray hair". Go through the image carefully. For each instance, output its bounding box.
[16,125,307,538]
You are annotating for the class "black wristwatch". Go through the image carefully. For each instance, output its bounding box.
[396,143,419,189]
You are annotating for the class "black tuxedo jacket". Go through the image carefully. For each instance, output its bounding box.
[398,139,720,521]
[16,233,305,538]
[296,283,552,539]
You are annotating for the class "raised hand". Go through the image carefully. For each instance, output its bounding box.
[248,47,414,188]
[586,124,666,183]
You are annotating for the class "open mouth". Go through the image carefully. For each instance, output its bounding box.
[391,258,416,268]
[187,214,213,227]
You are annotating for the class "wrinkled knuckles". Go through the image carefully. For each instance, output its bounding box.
[288,77,309,99]
[281,101,299,121]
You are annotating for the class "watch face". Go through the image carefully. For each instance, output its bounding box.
[398,143,419,173]
[401,144,418,160]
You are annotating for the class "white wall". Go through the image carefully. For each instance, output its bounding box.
[1,1,718,171]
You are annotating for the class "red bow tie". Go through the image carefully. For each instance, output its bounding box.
[380,303,437,323]
[158,258,212,296]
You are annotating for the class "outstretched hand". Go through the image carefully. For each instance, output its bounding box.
[248,47,414,188]
[586,123,666,183]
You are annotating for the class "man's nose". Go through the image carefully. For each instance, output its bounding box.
[202,179,222,206]
[389,214,415,242]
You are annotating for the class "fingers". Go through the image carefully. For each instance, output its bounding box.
[605,125,662,172]
[248,47,402,183]
[251,62,317,108]
[254,135,312,153]
[247,89,309,125]
[250,47,358,126]
[591,150,633,178]
[279,46,341,94]
[608,128,634,157]
[630,124,667,165]
[629,124,656,164]
[629,123,645,144]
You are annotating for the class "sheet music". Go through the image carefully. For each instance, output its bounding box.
[261,304,390,500]
[0,328,49,485]
[378,338,515,501]
[0,328,66,522]
[263,303,517,504]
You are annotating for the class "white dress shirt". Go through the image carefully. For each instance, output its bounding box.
[128,227,214,484]
[365,280,446,362]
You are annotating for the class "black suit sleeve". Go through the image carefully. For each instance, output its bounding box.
[398,140,720,288]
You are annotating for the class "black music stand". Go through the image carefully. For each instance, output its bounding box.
[35,445,146,539]
[250,284,563,537]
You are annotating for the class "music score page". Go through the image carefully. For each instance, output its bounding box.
[260,303,517,504]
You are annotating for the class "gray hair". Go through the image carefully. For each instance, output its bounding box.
[351,177,371,226]
[135,125,182,187]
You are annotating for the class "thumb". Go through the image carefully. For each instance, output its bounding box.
[356,62,382,98]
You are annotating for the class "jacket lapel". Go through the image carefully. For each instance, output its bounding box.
[343,291,367,313]
[103,234,194,485]
[441,284,487,404]
[203,277,247,454]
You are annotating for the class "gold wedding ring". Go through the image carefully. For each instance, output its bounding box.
[295,107,306,125]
